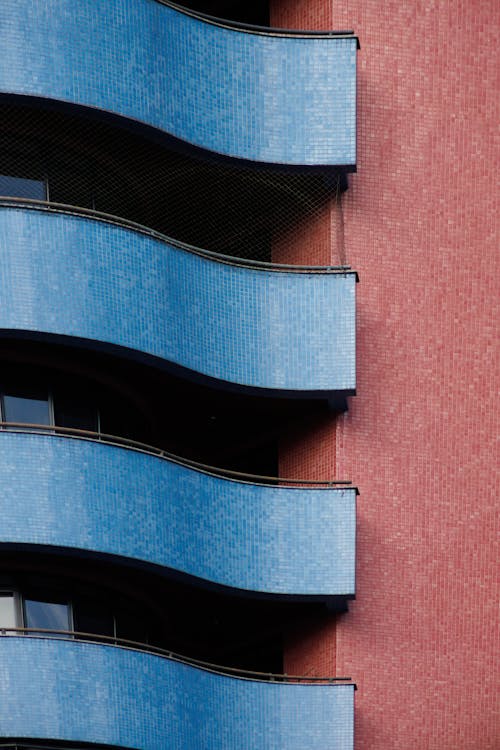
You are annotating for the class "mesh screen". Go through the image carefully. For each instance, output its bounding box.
[0,101,344,265]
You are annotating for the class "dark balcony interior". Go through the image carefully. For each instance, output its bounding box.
[0,553,339,675]
[0,102,344,266]
[175,0,269,26]
[0,341,334,477]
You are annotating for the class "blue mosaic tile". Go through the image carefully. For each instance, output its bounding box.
[0,0,357,166]
[0,431,356,596]
[0,207,357,394]
[0,638,354,749]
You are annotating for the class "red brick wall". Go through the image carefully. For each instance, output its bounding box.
[272,1,500,748]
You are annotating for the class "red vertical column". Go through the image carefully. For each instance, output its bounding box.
[275,1,500,748]
[270,0,343,679]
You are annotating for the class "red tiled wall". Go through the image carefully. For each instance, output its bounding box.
[272,1,500,748]
[271,197,347,267]
[272,202,330,266]
[284,615,336,676]
[278,414,337,481]
[271,0,333,29]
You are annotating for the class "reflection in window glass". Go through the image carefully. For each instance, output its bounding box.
[0,593,16,629]
[0,174,46,200]
[24,598,70,636]
[2,386,50,425]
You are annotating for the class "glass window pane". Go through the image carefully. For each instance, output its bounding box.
[0,174,46,200]
[0,593,16,629]
[54,393,98,432]
[24,598,70,636]
[2,385,50,425]
[73,598,114,638]
[116,610,148,645]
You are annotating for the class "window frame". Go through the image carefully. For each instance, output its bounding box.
[0,589,23,631]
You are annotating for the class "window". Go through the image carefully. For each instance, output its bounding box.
[115,608,149,645]
[0,380,98,432]
[1,384,50,425]
[0,174,47,200]
[73,597,114,639]
[53,390,98,432]
[24,595,71,637]
[0,593,16,630]
[1,583,150,647]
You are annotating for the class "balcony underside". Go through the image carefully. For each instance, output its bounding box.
[0,0,357,167]
[0,637,355,750]
[0,431,356,598]
[0,206,356,396]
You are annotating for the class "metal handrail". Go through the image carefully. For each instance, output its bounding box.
[0,627,354,685]
[156,1,357,41]
[0,198,355,275]
[0,422,353,489]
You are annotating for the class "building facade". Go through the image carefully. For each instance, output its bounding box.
[0,1,498,750]
[0,1,357,749]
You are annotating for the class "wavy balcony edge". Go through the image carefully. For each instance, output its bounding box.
[0,205,357,395]
[0,422,355,489]
[0,430,357,597]
[0,629,354,684]
[163,0,359,40]
[0,0,357,166]
[0,198,357,275]
[0,637,355,749]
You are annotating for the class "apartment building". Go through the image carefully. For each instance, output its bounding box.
[0,1,497,749]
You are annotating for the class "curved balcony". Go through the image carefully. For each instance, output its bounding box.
[0,204,356,397]
[0,635,355,749]
[0,0,357,167]
[0,429,356,598]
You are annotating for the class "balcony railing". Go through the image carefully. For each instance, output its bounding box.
[0,197,353,274]
[0,421,351,487]
[0,627,353,684]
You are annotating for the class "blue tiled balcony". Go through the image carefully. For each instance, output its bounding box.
[0,206,357,396]
[0,637,355,749]
[0,0,357,167]
[0,431,356,597]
